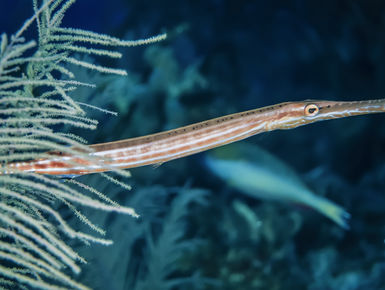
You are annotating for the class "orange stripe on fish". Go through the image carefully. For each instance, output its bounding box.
[4,98,385,176]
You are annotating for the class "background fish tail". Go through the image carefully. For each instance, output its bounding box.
[312,196,350,229]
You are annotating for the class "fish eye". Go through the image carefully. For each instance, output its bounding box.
[304,104,319,117]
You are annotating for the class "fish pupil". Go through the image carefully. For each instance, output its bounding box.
[305,104,319,116]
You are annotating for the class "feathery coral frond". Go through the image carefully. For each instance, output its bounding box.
[0,0,165,288]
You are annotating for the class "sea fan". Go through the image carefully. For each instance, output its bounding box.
[0,0,165,288]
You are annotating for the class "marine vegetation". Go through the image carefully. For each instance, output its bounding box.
[0,0,164,288]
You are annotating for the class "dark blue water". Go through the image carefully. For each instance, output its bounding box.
[2,1,385,289]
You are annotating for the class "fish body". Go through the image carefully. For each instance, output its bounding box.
[4,98,385,176]
[205,143,350,228]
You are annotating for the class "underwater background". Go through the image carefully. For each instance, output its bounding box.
[2,0,385,289]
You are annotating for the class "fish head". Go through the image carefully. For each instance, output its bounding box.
[266,99,385,131]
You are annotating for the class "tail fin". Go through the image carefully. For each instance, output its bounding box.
[314,196,350,229]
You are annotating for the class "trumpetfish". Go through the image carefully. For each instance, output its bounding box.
[4,98,385,177]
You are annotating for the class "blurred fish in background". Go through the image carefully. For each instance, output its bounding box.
[205,142,350,228]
